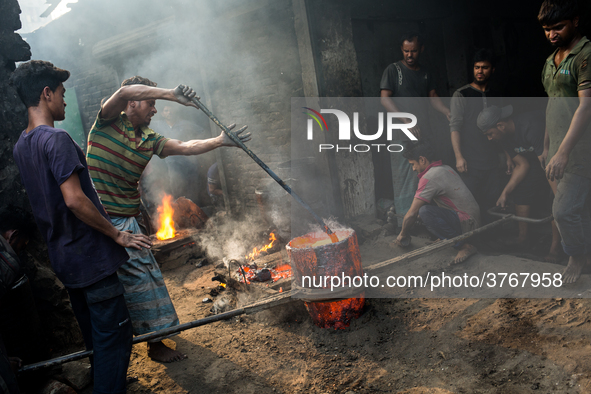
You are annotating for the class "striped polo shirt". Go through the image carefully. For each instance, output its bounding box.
[87,111,169,217]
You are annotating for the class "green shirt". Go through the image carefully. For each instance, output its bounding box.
[86,111,169,217]
[542,36,591,178]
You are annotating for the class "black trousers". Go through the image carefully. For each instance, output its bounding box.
[67,273,132,394]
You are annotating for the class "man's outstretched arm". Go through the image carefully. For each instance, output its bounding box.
[160,124,251,156]
[60,172,152,250]
[101,84,198,120]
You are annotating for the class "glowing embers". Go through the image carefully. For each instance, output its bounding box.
[238,263,292,285]
[287,229,365,329]
[156,194,176,240]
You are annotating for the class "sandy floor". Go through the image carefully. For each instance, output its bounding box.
[95,231,591,394]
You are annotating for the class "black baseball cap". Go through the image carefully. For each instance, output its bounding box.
[477,105,513,132]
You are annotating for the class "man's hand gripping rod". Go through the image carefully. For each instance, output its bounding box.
[191,97,336,237]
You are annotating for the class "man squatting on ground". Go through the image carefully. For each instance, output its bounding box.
[477,105,562,261]
[538,0,591,284]
[11,60,152,394]
[395,143,480,265]
[85,76,251,362]
[450,49,505,221]
[380,32,451,227]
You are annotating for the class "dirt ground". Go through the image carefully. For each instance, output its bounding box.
[85,229,591,394]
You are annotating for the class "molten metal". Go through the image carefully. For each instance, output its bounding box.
[287,229,365,329]
[156,194,176,240]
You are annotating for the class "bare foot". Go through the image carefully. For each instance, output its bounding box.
[562,255,585,285]
[147,341,187,363]
[452,244,477,265]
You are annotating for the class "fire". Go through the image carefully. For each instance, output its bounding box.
[245,232,277,261]
[156,194,176,240]
[237,263,292,284]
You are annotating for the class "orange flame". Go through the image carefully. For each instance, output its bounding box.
[156,194,176,240]
[246,232,277,260]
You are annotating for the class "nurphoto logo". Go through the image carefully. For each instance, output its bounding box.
[303,107,418,153]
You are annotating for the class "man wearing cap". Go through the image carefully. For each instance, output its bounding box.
[478,106,560,255]
[539,0,591,283]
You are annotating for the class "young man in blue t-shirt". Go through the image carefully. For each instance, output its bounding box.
[11,60,152,394]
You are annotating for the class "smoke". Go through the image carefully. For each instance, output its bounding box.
[196,211,267,262]
[25,0,301,215]
[300,216,351,238]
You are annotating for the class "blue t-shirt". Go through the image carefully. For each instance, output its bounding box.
[13,125,128,288]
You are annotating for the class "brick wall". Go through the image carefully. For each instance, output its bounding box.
[204,0,303,213]
[64,64,119,136]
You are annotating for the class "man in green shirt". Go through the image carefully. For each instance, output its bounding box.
[539,0,591,284]
[87,77,250,362]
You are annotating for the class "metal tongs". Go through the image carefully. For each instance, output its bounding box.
[191,97,336,237]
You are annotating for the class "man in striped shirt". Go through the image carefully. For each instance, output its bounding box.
[87,76,250,362]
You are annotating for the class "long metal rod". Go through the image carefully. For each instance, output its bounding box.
[19,292,293,374]
[190,97,335,236]
[367,215,516,272]
[487,207,554,224]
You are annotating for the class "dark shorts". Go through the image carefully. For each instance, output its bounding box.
[460,167,501,211]
[511,158,550,206]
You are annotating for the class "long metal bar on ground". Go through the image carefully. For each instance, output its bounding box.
[487,207,554,224]
[18,292,293,374]
[366,215,518,272]
[190,97,335,236]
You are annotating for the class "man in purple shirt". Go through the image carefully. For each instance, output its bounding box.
[11,60,151,394]
[396,143,480,265]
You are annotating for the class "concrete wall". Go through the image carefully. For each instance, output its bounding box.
[200,0,304,214]
[306,0,376,219]
[65,64,120,135]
